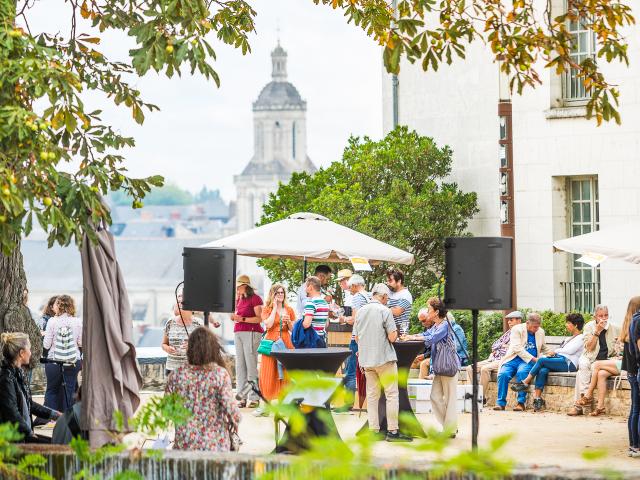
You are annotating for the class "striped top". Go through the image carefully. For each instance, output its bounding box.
[388,287,413,336]
[304,296,330,337]
[351,291,371,340]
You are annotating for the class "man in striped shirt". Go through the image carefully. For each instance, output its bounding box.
[303,276,330,345]
[386,268,413,336]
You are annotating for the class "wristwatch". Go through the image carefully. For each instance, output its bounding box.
[242,317,246,322]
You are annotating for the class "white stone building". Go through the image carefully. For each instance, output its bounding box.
[382,12,640,318]
[232,42,316,282]
[234,42,315,234]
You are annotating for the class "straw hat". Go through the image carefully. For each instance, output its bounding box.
[236,274,255,289]
[337,269,353,281]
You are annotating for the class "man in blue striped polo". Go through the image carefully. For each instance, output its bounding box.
[302,276,330,346]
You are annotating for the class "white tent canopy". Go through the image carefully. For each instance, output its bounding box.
[553,222,640,265]
[201,212,415,265]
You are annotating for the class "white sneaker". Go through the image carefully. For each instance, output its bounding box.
[252,407,269,417]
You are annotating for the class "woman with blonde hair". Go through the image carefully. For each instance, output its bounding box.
[43,295,82,412]
[0,332,60,443]
[621,296,640,457]
[256,284,295,415]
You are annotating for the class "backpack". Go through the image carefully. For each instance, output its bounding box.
[53,325,78,364]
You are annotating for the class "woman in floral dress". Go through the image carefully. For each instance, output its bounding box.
[165,327,240,451]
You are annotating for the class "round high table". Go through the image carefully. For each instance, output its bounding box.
[358,340,427,437]
[270,347,351,453]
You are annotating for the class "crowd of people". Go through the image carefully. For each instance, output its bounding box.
[2,270,640,458]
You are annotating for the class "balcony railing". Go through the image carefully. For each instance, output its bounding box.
[561,282,601,313]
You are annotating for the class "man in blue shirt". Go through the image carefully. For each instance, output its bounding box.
[493,312,551,411]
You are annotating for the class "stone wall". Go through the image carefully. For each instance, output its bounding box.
[31,358,236,395]
[18,447,638,479]
[483,372,631,416]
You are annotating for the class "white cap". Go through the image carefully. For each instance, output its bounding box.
[505,310,523,319]
[347,274,365,287]
[371,283,391,297]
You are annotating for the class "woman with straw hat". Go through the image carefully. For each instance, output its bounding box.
[231,274,263,408]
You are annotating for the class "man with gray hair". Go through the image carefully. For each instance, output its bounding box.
[354,283,410,442]
[339,274,371,408]
[493,312,551,411]
[414,307,435,379]
[466,310,522,402]
[568,305,621,416]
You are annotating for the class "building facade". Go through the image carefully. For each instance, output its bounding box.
[234,42,315,234]
[382,10,640,318]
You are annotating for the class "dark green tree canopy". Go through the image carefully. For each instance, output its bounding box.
[258,126,479,293]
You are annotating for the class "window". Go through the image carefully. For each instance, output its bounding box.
[292,121,296,159]
[562,15,596,102]
[566,177,600,311]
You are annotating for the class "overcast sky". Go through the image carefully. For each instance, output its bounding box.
[24,1,384,202]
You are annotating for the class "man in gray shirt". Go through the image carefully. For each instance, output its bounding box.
[354,283,411,442]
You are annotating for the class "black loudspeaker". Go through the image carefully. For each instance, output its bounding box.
[182,247,237,312]
[444,237,513,310]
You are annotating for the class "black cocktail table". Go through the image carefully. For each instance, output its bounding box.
[270,347,351,453]
[272,347,351,374]
[358,340,427,437]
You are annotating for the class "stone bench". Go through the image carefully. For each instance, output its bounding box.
[483,370,631,415]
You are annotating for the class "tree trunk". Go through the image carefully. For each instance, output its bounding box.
[0,237,43,368]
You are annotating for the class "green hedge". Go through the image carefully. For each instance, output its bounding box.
[409,285,593,360]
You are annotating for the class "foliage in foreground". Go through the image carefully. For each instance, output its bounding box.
[258,126,479,294]
[0,392,190,479]
[259,370,514,480]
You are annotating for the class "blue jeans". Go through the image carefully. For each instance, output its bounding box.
[529,356,577,391]
[629,374,640,448]
[497,358,533,406]
[44,361,81,412]
[344,340,358,392]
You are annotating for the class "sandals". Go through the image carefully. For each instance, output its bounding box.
[577,395,593,406]
[513,403,526,412]
[589,407,606,417]
[492,405,506,411]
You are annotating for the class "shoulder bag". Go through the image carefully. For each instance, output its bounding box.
[431,321,461,377]
[257,310,283,356]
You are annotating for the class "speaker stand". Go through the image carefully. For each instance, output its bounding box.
[204,311,210,327]
[471,308,479,450]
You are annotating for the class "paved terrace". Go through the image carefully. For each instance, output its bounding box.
[34,392,638,473]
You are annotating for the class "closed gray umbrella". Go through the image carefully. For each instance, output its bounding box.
[80,226,142,447]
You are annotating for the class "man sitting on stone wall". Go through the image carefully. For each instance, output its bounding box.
[466,310,522,404]
[410,308,435,379]
[493,312,551,411]
[568,305,621,416]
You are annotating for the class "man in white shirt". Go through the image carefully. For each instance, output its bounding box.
[295,265,332,319]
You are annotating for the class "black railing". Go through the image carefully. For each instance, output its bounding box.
[561,281,601,313]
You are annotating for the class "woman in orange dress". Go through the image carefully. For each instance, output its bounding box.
[258,284,295,404]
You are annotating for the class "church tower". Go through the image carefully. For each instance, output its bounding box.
[234,42,316,233]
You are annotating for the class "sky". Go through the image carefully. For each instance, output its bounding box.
[23,1,384,202]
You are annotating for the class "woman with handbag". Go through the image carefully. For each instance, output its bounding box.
[165,327,240,451]
[403,297,460,435]
[256,284,295,414]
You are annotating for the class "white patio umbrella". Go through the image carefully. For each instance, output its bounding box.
[201,212,415,265]
[553,222,640,265]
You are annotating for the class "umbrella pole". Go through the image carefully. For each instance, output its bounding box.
[302,257,308,281]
